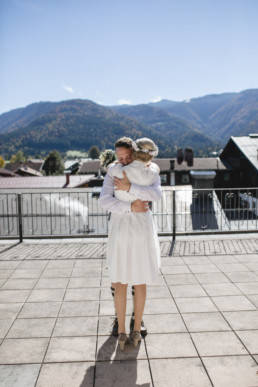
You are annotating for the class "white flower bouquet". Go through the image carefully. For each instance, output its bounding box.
[99,149,117,171]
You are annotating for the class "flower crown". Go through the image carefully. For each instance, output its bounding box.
[131,141,158,157]
[99,149,117,171]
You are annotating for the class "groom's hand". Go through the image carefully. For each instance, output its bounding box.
[131,200,149,213]
[114,171,131,191]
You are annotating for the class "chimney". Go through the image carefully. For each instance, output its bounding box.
[65,171,71,186]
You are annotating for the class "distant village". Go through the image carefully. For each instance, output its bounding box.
[0,134,258,191]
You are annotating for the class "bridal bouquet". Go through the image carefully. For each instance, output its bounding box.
[99,149,117,171]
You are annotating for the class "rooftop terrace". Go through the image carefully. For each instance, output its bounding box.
[0,234,258,386]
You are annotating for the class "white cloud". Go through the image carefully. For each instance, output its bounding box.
[62,82,75,94]
[152,96,162,103]
[117,98,132,105]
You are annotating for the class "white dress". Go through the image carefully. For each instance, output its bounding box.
[107,160,161,285]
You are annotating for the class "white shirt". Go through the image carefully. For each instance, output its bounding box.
[99,161,162,213]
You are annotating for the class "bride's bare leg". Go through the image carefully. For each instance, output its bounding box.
[133,284,146,332]
[114,282,128,334]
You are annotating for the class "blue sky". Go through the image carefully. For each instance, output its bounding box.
[0,0,258,114]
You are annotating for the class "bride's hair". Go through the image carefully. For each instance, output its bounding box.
[132,138,158,162]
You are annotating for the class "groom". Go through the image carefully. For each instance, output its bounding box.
[99,136,162,336]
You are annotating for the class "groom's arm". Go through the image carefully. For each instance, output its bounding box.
[99,173,131,213]
[114,172,162,202]
[99,173,149,213]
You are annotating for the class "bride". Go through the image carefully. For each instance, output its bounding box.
[106,137,161,350]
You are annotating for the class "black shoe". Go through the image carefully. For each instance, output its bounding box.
[111,317,119,336]
[130,317,147,337]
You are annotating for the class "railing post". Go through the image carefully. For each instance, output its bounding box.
[172,189,176,241]
[17,193,23,243]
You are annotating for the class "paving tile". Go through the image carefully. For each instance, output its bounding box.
[68,276,100,288]
[36,362,95,387]
[169,284,207,298]
[164,274,198,286]
[1,279,37,290]
[183,256,212,265]
[44,336,96,362]
[236,330,258,354]
[98,315,131,336]
[191,331,247,356]
[209,255,238,264]
[74,260,102,268]
[0,320,14,339]
[142,313,187,333]
[187,264,220,273]
[182,312,231,332]
[10,269,43,279]
[18,302,61,319]
[0,338,49,364]
[64,288,100,301]
[72,268,101,277]
[160,257,185,266]
[194,273,230,284]
[96,335,147,361]
[225,271,258,282]
[7,318,56,338]
[0,270,13,279]
[41,268,73,278]
[146,286,172,299]
[223,311,258,330]
[0,279,5,287]
[46,260,75,269]
[0,262,20,270]
[217,263,250,272]
[0,290,31,303]
[144,298,178,314]
[211,295,256,311]
[17,261,48,269]
[247,294,258,308]
[53,316,98,337]
[0,303,24,319]
[27,288,66,302]
[95,360,152,387]
[202,355,258,387]
[245,263,258,271]
[59,301,99,317]
[0,364,41,387]
[146,332,198,358]
[202,283,242,296]
[235,282,258,294]
[175,297,218,313]
[150,358,212,387]
[35,278,69,289]
[161,265,191,274]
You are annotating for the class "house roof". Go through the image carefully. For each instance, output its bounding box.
[78,160,101,174]
[152,158,227,172]
[0,175,95,189]
[230,135,258,171]
[16,166,43,177]
[4,160,45,173]
[0,168,17,177]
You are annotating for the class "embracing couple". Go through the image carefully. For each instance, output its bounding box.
[99,136,162,351]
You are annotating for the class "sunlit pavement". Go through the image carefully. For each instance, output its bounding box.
[0,234,258,386]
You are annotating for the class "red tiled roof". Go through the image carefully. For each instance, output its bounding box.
[152,158,227,171]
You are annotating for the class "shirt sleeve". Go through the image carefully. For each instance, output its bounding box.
[99,173,132,213]
[129,175,162,202]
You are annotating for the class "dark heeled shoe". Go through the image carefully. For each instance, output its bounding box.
[132,330,141,347]
[118,333,128,351]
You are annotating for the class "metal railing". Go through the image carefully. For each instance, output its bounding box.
[0,187,258,241]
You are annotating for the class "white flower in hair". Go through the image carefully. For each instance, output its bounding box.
[132,141,158,157]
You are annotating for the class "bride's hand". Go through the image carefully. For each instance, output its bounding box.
[114,171,131,191]
[131,200,149,213]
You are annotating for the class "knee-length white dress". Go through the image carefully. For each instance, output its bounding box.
[107,160,161,285]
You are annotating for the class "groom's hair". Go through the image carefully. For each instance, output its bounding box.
[114,137,133,149]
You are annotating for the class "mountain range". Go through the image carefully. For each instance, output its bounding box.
[0,89,257,158]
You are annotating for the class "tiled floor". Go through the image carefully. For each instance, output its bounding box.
[0,235,258,386]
